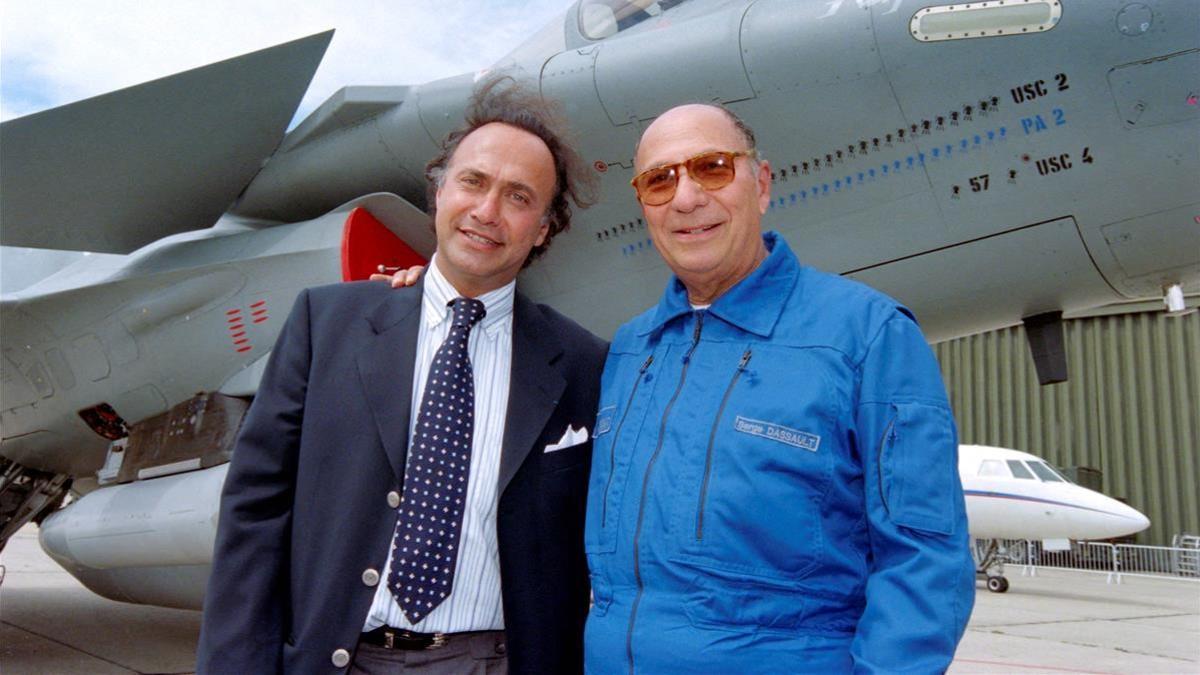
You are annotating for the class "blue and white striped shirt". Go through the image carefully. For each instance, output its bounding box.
[363,255,513,633]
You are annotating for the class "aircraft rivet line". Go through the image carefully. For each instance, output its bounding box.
[774,93,1005,185]
[767,126,1010,212]
[621,239,653,257]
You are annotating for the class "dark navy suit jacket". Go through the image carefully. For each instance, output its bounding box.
[197,280,606,674]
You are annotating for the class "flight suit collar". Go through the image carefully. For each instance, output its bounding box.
[639,231,800,338]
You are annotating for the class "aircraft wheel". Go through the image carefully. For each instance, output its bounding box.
[986,576,1009,593]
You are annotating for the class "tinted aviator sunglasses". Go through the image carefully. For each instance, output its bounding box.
[630,150,754,206]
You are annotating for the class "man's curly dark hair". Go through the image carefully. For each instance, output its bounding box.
[425,75,596,267]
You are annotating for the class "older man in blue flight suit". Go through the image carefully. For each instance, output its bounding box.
[583,104,975,673]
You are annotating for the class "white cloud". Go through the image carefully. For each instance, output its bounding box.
[0,0,574,123]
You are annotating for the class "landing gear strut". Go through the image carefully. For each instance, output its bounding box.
[0,458,71,552]
[973,539,1012,593]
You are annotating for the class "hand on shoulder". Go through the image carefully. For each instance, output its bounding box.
[369,264,426,288]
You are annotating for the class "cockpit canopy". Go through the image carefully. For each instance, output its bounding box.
[577,0,688,40]
[977,458,1070,482]
[496,0,696,67]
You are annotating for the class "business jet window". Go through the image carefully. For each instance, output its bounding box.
[1006,460,1035,479]
[579,0,685,39]
[977,460,1008,477]
[1028,461,1066,482]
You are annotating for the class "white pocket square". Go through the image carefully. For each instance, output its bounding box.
[545,425,589,453]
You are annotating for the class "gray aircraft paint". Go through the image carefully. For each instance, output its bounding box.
[0,0,1196,608]
[4,0,1197,475]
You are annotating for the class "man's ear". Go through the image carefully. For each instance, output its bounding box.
[755,159,772,215]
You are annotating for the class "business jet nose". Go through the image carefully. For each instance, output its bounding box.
[1068,486,1152,540]
[1096,496,1151,538]
[1122,504,1151,535]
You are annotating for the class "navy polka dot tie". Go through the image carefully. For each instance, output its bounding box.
[388,297,486,624]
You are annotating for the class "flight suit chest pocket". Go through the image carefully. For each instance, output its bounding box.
[585,351,657,555]
[673,346,843,579]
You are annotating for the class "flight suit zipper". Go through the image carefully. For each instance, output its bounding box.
[877,413,898,513]
[695,348,753,540]
[602,354,654,528]
[626,310,705,675]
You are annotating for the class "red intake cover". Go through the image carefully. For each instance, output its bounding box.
[340,207,427,281]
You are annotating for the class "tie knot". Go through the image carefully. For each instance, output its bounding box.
[450,297,486,329]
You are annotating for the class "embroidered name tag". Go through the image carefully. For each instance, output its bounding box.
[595,405,616,437]
[734,415,820,452]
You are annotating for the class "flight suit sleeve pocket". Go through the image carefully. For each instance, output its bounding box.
[881,402,957,536]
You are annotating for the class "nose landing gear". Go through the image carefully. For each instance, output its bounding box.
[974,538,1013,593]
[985,574,1010,593]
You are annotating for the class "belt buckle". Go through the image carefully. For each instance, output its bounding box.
[384,629,395,649]
[427,633,448,650]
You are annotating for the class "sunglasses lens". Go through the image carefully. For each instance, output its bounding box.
[632,151,742,205]
[689,152,737,190]
[634,167,677,206]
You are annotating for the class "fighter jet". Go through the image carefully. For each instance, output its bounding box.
[2,0,1197,609]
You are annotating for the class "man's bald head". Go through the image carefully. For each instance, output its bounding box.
[634,103,757,167]
[632,103,771,305]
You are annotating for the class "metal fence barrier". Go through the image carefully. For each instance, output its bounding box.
[997,538,1200,584]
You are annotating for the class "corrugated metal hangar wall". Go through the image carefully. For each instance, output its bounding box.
[934,307,1199,546]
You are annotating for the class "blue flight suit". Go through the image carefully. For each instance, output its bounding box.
[584,232,974,673]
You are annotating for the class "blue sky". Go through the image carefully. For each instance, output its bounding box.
[0,0,575,124]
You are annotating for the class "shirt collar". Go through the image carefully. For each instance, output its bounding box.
[639,231,799,338]
[423,253,515,338]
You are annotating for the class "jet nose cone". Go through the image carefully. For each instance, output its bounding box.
[1128,509,1151,534]
[1074,488,1152,539]
[1108,500,1151,537]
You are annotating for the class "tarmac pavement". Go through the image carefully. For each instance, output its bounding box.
[2,524,1197,674]
[950,566,1199,674]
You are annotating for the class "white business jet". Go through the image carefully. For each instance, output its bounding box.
[959,444,1150,592]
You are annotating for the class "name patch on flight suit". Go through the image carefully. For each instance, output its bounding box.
[734,415,821,452]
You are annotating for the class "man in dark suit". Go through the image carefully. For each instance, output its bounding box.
[197,78,605,674]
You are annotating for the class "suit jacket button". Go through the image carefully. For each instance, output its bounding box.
[495,641,507,655]
[362,568,380,587]
[387,491,401,508]
[331,648,350,668]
